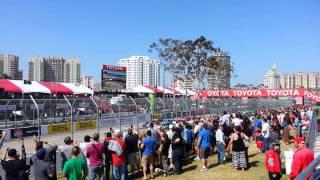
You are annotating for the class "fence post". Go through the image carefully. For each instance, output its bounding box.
[63,95,73,140]
[90,96,99,134]
[129,96,139,132]
[30,95,40,140]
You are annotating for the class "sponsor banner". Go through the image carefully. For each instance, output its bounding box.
[0,105,16,111]
[10,126,39,138]
[99,114,151,128]
[304,91,320,102]
[200,88,305,98]
[76,120,96,131]
[48,123,71,134]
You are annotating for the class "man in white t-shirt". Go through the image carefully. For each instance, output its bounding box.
[261,118,270,153]
[79,135,92,167]
[232,114,243,127]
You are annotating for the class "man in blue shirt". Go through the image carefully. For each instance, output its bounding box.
[140,130,157,180]
[253,116,262,132]
[197,123,211,171]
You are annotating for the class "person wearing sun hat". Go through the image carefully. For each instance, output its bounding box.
[289,137,314,180]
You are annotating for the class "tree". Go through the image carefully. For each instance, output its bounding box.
[149,36,218,91]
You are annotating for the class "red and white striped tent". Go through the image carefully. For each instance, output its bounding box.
[0,79,93,95]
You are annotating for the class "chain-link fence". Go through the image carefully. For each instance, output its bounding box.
[0,96,297,129]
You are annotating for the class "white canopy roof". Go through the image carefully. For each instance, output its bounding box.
[9,80,51,94]
[61,83,94,95]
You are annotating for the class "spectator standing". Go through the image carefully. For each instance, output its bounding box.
[86,133,105,180]
[104,132,113,180]
[125,129,140,177]
[111,130,127,180]
[166,125,175,169]
[171,127,185,175]
[182,124,193,158]
[63,146,87,180]
[140,130,157,180]
[265,142,281,180]
[269,127,280,145]
[30,148,55,180]
[197,123,212,171]
[159,131,171,177]
[79,135,92,171]
[282,114,291,145]
[290,137,314,180]
[1,138,29,180]
[216,125,225,165]
[228,126,249,171]
[262,117,271,153]
[58,136,75,169]
[301,114,310,141]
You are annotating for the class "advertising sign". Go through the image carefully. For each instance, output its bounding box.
[10,126,39,138]
[101,65,126,91]
[48,123,71,134]
[99,114,151,128]
[76,120,96,131]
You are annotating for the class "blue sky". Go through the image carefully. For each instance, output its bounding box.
[0,0,319,86]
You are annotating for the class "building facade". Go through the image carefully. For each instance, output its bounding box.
[264,64,280,89]
[29,56,80,83]
[29,56,45,81]
[64,59,80,83]
[118,56,160,89]
[208,54,231,89]
[280,72,320,89]
[81,75,93,89]
[175,77,196,91]
[0,54,22,80]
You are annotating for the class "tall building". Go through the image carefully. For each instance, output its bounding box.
[0,54,22,79]
[29,56,45,81]
[45,57,65,82]
[118,56,160,89]
[64,59,80,83]
[264,64,280,89]
[81,75,93,89]
[280,72,320,89]
[208,53,231,89]
[28,56,81,83]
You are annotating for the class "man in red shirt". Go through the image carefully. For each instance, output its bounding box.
[266,142,281,180]
[111,129,127,180]
[86,133,105,180]
[290,137,314,180]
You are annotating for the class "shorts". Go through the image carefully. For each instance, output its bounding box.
[128,152,140,165]
[142,155,154,169]
[199,147,210,159]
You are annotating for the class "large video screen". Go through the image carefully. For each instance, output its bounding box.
[101,65,126,92]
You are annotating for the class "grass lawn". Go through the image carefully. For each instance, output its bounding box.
[147,142,294,180]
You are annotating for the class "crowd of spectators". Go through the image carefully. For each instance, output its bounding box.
[0,104,318,180]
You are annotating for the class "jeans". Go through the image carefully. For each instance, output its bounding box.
[216,142,225,164]
[161,155,169,174]
[173,149,184,175]
[112,164,126,180]
[263,137,270,153]
[105,163,111,180]
[89,165,105,180]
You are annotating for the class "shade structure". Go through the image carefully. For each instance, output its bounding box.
[61,83,94,95]
[163,86,181,95]
[127,85,163,94]
[168,86,196,96]
[40,82,73,95]
[0,79,22,93]
[0,80,93,95]
[9,80,51,94]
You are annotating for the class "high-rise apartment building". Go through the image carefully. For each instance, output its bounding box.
[264,64,280,89]
[81,75,93,89]
[28,56,80,83]
[0,54,22,80]
[175,77,196,90]
[119,56,160,89]
[29,56,45,81]
[208,53,231,89]
[280,72,320,89]
[64,59,80,83]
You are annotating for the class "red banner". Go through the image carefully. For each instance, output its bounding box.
[191,88,320,102]
[200,88,305,98]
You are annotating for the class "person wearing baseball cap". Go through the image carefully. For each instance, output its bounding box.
[289,137,314,180]
[266,142,281,180]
